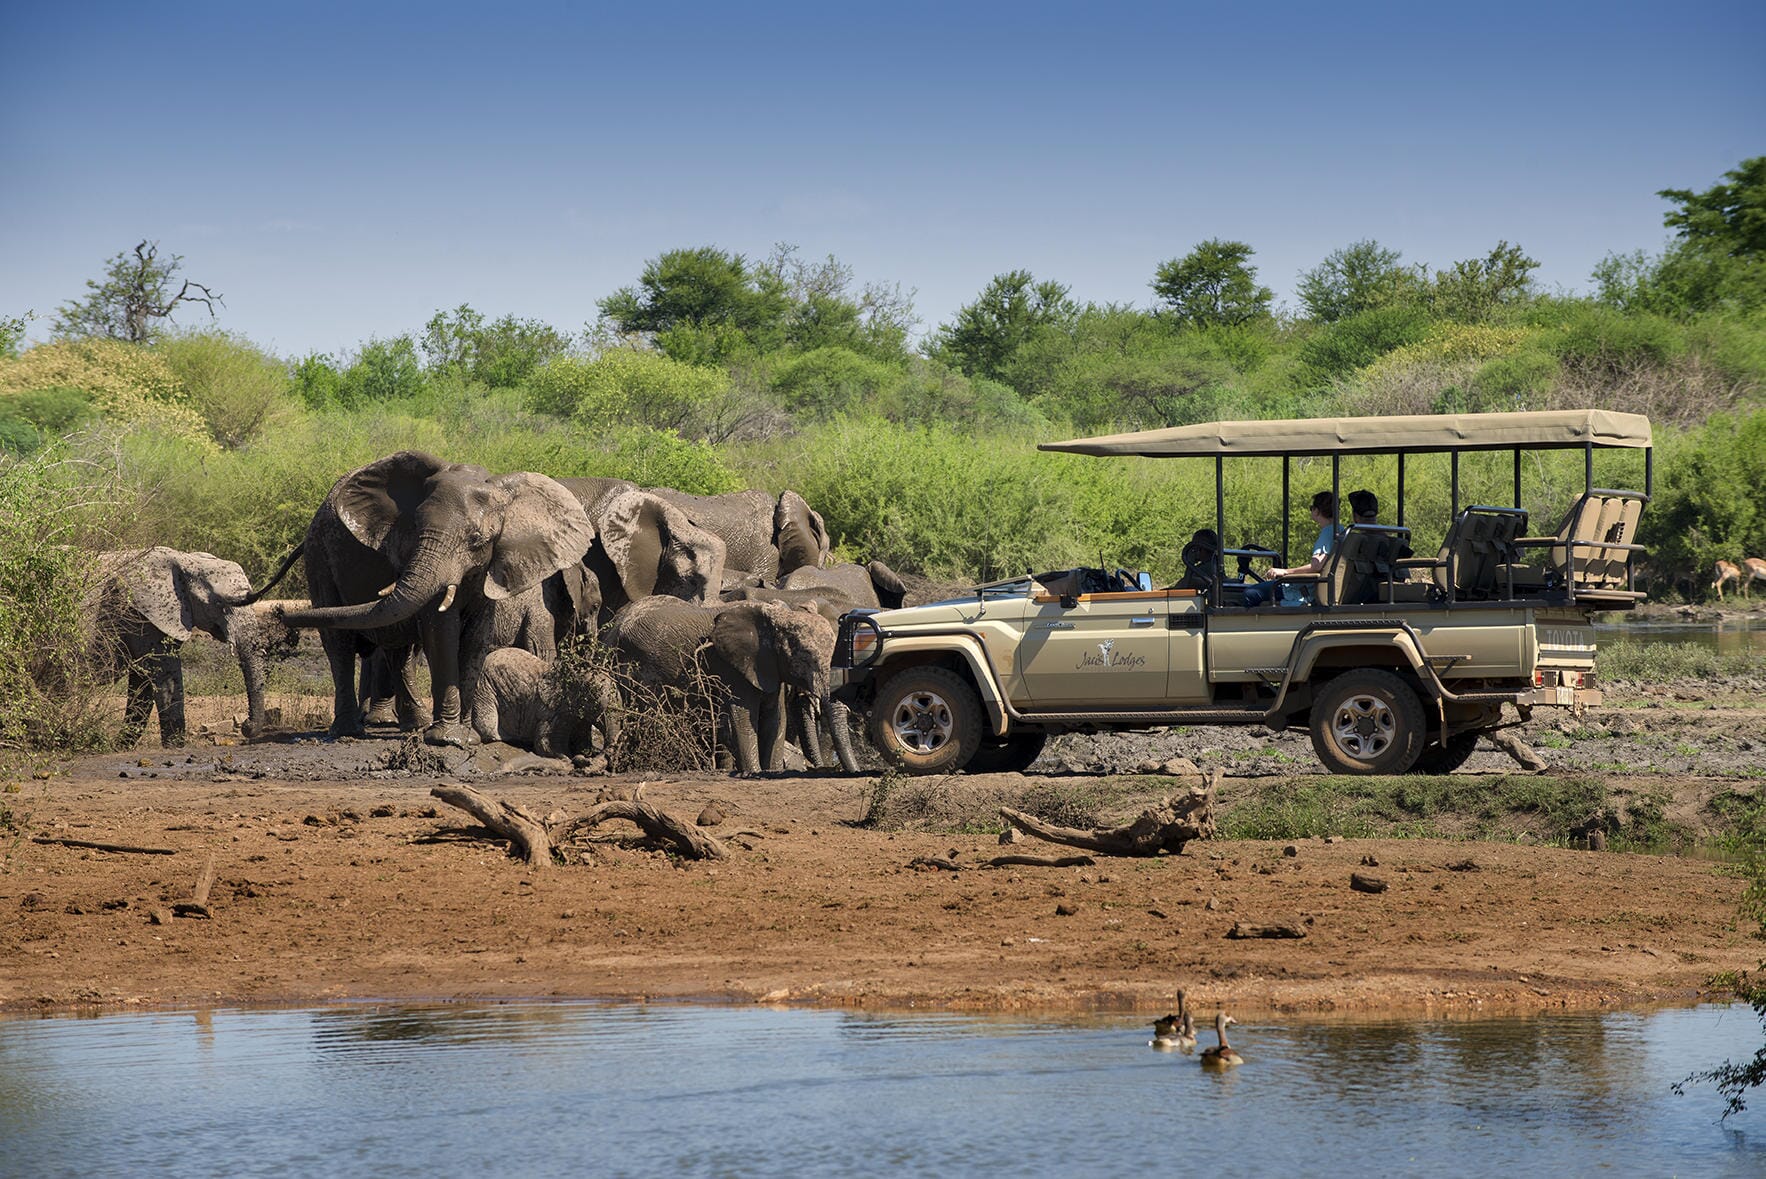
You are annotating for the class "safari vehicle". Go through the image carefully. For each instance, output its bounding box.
[832,410,1652,776]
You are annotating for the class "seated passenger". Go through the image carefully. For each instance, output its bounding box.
[1174,528,1220,591]
[1242,491,1340,607]
[1348,489,1378,527]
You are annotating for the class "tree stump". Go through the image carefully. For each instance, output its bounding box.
[431,784,555,868]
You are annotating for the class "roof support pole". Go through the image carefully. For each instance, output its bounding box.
[1645,447,1653,498]
[1513,447,1522,510]
[1331,453,1341,527]
[1396,452,1406,528]
[1282,456,1291,567]
[1215,455,1225,609]
[1451,450,1460,519]
[1584,443,1593,497]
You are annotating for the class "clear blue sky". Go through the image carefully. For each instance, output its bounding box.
[3,0,1761,357]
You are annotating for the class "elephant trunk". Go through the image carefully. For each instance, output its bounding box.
[280,540,460,633]
[225,606,270,737]
[794,691,828,768]
[825,692,860,772]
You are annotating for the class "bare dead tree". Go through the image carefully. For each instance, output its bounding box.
[54,241,222,343]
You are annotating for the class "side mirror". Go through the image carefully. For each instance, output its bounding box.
[1136,571,1153,592]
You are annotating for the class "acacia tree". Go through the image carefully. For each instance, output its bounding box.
[1423,241,1538,321]
[1151,240,1272,328]
[1297,240,1419,323]
[53,241,220,343]
[931,270,1078,383]
[1660,156,1766,257]
[597,246,791,363]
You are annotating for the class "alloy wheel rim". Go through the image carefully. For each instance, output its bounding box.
[891,689,954,753]
[1332,693,1395,760]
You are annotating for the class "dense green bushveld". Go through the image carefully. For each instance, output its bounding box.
[5,158,1765,596]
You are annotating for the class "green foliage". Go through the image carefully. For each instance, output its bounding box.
[527,348,736,437]
[340,336,428,404]
[1297,239,1420,323]
[1660,156,1766,258]
[156,330,299,449]
[0,338,213,446]
[769,346,899,420]
[1219,774,1616,843]
[1424,241,1539,321]
[1468,349,1558,409]
[1638,409,1766,597]
[1298,304,1433,380]
[0,312,29,358]
[0,448,127,752]
[52,241,219,344]
[289,352,346,410]
[768,245,917,363]
[597,426,740,494]
[931,270,1078,383]
[598,246,791,364]
[1151,239,1273,328]
[1545,303,1685,375]
[0,386,94,455]
[419,304,570,388]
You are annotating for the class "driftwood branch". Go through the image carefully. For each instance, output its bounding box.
[560,800,727,861]
[988,854,1097,868]
[999,771,1218,858]
[173,851,217,918]
[30,836,177,855]
[430,784,555,868]
[1227,921,1306,939]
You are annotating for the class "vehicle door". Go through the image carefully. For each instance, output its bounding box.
[1015,590,1173,706]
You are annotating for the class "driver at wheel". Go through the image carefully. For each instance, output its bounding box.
[1242,491,1340,607]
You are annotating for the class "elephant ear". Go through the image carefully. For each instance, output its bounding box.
[332,451,451,553]
[117,547,195,642]
[774,490,831,574]
[175,553,253,640]
[483,473,597,600]
[867,560,907,609]
[598,490,669,602]
[712,603,780,696]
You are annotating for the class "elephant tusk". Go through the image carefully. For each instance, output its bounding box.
[437,583,459,613]
[377,583,397,597]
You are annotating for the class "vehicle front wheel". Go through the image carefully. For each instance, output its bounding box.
[965,731,1047,774]
[868,666,984,775]
[1308,669,1426,775]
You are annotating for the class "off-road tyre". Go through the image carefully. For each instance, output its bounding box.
[1410,728,1485,774]
[1308,668,1426,775]
[868,665,984,775]
[964,731,1048,775]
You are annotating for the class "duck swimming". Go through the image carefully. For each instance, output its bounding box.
[1200,1012,1242,1068]
[1149,988,1198,1051]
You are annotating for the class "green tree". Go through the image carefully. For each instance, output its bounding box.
[1,311,30,358]
[1151,240,1273,328]
[338,336,427,404]
[932,270,1078,383]
[52,241,220,343]
[420,304,570,388]
[1660,156,1766,257]
[767,245,917,362]
[1297,240,1419,323]
[1425,241,1538,321]
[598,247,790,363]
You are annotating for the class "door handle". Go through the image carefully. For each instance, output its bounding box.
[1129,617,1156,627]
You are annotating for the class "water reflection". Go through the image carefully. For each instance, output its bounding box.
[1597,617,1766,655]
[0,1002,1759,1178]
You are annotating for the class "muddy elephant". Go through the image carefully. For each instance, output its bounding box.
[781,560,906,610]
[276,451,595,747]
[561,480,829,585]
[604,597,856,775]
[721,585,864,769]
[89,548,291,747]
[556,483,727,626]
[471,646,620,758]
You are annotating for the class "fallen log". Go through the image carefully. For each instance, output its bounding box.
[1227,921,1306,939]
[560,800,727,861]
[988,854,1097,868]
[30,836,178,855]
[999,771,1218,857]
[430,784,555,869]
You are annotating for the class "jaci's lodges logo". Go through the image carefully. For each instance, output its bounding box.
[1076,638,1147,671]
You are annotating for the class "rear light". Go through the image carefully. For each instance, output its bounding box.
[1533,668,1546,687]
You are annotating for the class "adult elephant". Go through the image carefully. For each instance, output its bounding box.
[604,597,856,775]
[277,451,595,747]
[89,547,290,747]
[557,483,727,627]
[781,560,907,610]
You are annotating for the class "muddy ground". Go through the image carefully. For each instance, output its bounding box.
[4,661,1762,1020]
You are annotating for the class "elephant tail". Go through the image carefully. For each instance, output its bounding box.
[232,542,306,606]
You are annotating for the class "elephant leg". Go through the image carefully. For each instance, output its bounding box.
[121,665,154,748]
[320,629,365,739]
[725,688,764,776]
[793,689,829,768]
[360,649,398,726]
[152,649,187,748]
[421,611,474,748]
[758,687,788,772]
[388,648,429,730]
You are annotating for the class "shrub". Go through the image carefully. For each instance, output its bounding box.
[156,330,300,448]
[769,346,900,419]
[1546,304,1685,375]
[1297,304,1432,381]
[0,386,93,455]
[339,336,427,405]
[0,339,211,446]
[527,348,733,437]
[1468,350,1559,409]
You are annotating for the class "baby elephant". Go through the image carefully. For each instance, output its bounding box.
[471,647,620,761]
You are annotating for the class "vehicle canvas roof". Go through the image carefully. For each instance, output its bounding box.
[1040,409,1653,458]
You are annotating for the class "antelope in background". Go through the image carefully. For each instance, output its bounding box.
[1713,558,1766,600]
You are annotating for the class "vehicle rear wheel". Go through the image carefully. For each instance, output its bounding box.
[1411,728,1485,774]
[868,666,984,775]
[964,731,1047,774]
[1308,669,1426,775]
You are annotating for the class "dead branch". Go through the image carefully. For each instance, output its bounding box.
[988,854,1097,868]
[430,784,554,869]
[30,836,177,855]
[999,771,1218,857]
[1227,922,1306,939]
[560,800,727,861]
[908,855,961,872]
[174,852,217,918]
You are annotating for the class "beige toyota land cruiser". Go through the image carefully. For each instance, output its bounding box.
[833,410,1651,776]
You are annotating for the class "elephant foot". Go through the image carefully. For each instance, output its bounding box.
[423,721,478,749]
[327,720,366,741]
[362,700,398,726]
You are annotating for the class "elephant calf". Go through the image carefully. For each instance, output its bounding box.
[471,646,620,760]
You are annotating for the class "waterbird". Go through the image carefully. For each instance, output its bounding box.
[1200,1013,1242,1068]
[1149,988,1198,1051]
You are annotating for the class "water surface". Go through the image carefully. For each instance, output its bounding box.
[1,1002,1759,1178]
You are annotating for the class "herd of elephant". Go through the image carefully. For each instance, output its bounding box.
[87,450,908,774]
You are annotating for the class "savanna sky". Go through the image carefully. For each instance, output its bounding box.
[3,0,1761,356]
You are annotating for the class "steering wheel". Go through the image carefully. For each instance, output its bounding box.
[1238,540,1275,581]
[1112,567,1138,591]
